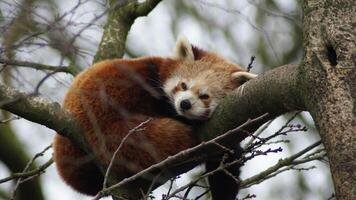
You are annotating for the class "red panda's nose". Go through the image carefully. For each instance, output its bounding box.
[180,100,192,111]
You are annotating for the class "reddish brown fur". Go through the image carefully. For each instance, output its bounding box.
[53,57,200,195]
[53,47,246,196]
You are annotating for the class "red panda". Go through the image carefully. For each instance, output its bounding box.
[53,38,257,198]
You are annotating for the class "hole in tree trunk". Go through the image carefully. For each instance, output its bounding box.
[326,45,337,66]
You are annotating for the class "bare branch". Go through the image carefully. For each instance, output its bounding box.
[240,140,323,188]
[0,115,21,124]
[0,158,53,184]
[164,177,178,199]
[103,118,153,188]
[239,194,256,200]
[32,70,64,95]
[0,83,99,169]
[246,56,255,72]
[10,144,52,200]
[0,58,78,75]
[166,146,283,199]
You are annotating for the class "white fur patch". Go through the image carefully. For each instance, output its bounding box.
[174,91,194,109]
[174,90,210,120]
[163,76,180,99]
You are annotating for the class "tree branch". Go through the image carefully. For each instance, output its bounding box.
[197,63,304,141]
[0,84,93,162]
[93,0,162,62]
[10,144,52,200]
[0,114,44,200]
[240,140,323,188]
[0,158,53,184]
[0,58,79,75]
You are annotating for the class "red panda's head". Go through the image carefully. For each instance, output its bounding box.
[163,38,257,120]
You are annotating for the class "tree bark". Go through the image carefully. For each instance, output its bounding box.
[93,0,162,62]
[300,1,355,199]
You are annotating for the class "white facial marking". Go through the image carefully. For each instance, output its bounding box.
[173,90,210,120]
[174,90,194,112]
[163,76,179,99]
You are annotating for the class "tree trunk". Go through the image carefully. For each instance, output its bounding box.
[300,1,355,199]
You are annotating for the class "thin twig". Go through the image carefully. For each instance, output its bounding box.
[144,172,162,200]
[103,118,153,189]
[166,146,282,199]
[243,118,274,148]
[10,144,52,200]
[0,115,21,124]
[194,190,210,200]
[32,69,63,96]
[183,180,198,199]
[240,140,322,188]
[0,158,53,184]
[164,177,178,199]
[247,56,255,72]
[212,141,234,154]
[0,58,77,75]
[246,112,305,151]
[239,194,256,200]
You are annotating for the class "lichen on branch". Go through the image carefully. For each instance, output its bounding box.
[93,0,162,62]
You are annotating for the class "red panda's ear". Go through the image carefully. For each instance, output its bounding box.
[191,45,210,60]
[174,37,195,61]
[232,71,258,85]
[174,37,215,60]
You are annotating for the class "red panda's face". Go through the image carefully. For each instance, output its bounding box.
[163,68,258,120]
[164,37,258,120]
[163,76,219,120]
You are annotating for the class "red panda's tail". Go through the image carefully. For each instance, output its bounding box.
[53,135,103,196]
[53,115,197,196]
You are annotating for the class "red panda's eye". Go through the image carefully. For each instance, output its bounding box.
[199,94,210,99]
[181,82,187,90]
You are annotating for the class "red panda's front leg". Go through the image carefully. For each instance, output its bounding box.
[205,71,256,200]
[206,145,243,200]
